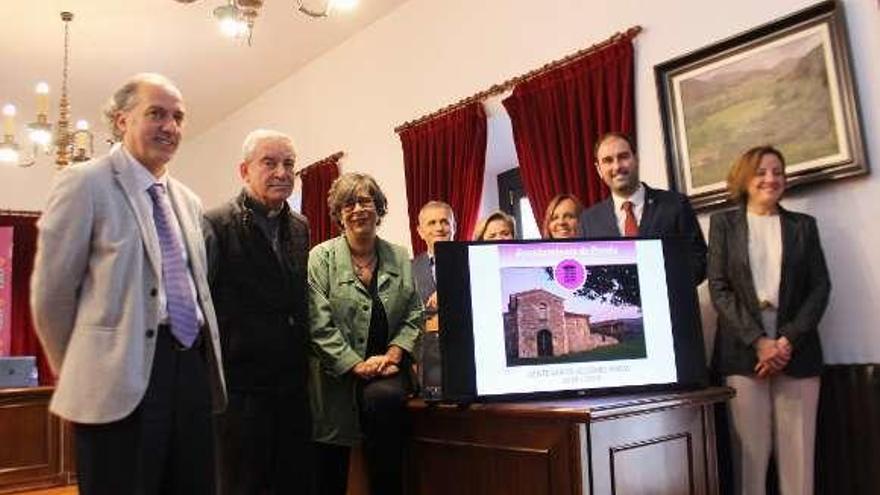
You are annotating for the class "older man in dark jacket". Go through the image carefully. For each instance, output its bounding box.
[204,129,311,494]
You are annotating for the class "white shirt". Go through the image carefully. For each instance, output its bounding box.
[611,183,645,236]
[747,211,782,310]
[121,145,205,326]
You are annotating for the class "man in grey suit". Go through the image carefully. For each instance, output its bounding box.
[31,73,226,494]
[411,200,456,330]
[580,132,707,284]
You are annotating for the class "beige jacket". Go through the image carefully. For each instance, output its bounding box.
[31,146,227,424]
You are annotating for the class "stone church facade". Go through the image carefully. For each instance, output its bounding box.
[504,289,613,359]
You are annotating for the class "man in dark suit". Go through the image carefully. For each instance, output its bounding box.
[411,201,456,330]
[203,129,312,494]
[31,73,226,494]
[580,132,707,284]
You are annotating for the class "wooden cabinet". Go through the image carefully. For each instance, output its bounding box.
[0,387,75,494]
[407,387,732,495]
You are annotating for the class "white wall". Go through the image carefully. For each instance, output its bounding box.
[4,0,878,362]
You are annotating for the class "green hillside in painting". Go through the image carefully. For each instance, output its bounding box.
[679,43,838,189]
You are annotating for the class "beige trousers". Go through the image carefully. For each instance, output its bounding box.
[726,374,820,495]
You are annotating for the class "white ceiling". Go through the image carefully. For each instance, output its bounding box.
[0,0,409,148]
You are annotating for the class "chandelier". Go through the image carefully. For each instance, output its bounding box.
[0,12,94,168]
[175,0,358,45]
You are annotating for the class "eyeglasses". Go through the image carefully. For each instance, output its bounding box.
[342,196,376,211]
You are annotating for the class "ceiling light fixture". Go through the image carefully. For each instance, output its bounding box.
[0,12,94,168]
[176,0,358,45]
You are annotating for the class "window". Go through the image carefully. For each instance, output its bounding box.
[497,168,540,239]
[537,302,548,321]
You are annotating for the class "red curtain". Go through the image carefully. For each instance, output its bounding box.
[0,212,53,385]
[502,37,635,222]
[400,102,487,255]
[300,154,341,247]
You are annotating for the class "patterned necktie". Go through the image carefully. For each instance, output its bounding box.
[622,201,638,237]
[147,183,200,348]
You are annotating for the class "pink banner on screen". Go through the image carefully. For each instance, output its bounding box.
[498,240,636,267]
[0,226,12,356]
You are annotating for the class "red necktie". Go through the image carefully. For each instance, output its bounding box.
[622,201,638,237]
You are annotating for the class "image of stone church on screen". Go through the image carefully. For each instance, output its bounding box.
[503,289,624,361]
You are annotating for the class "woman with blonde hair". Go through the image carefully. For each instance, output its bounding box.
[707,145,830,495]
[541,194,584,239]
[473,210,516,240]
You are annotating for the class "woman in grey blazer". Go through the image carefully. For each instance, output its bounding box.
[708,146,830,495]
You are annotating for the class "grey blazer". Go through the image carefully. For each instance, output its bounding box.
[411,252,436,316]
[31,146,227,424]
[579,183,707,284]
[707,206,830,377]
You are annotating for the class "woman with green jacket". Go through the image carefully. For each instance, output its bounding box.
[308,172,422,495]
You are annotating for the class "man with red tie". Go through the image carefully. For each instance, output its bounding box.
[579,132,707,285]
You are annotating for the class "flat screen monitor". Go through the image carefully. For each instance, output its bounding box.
[435,237,706,402]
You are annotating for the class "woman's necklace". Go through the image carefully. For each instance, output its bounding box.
[351,252,376,277]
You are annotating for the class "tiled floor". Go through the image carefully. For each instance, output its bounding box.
[14,444,369,495]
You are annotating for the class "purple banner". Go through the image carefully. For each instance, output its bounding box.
[0,226,12,356]
[498,240,637,266]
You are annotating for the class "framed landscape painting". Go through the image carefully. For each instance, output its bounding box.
[655,1,867,210]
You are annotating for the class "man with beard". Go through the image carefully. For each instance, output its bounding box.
[580,132,707,284]
[204,129,312,494]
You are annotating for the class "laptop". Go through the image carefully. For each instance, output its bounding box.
[0,356,39,388]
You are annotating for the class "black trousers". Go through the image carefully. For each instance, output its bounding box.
[315,371,411,495]
[215,388,313,494]
[74,327,215,495]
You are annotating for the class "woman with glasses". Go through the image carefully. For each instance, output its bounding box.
[708,146,830,495]
[307,172,422,495]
